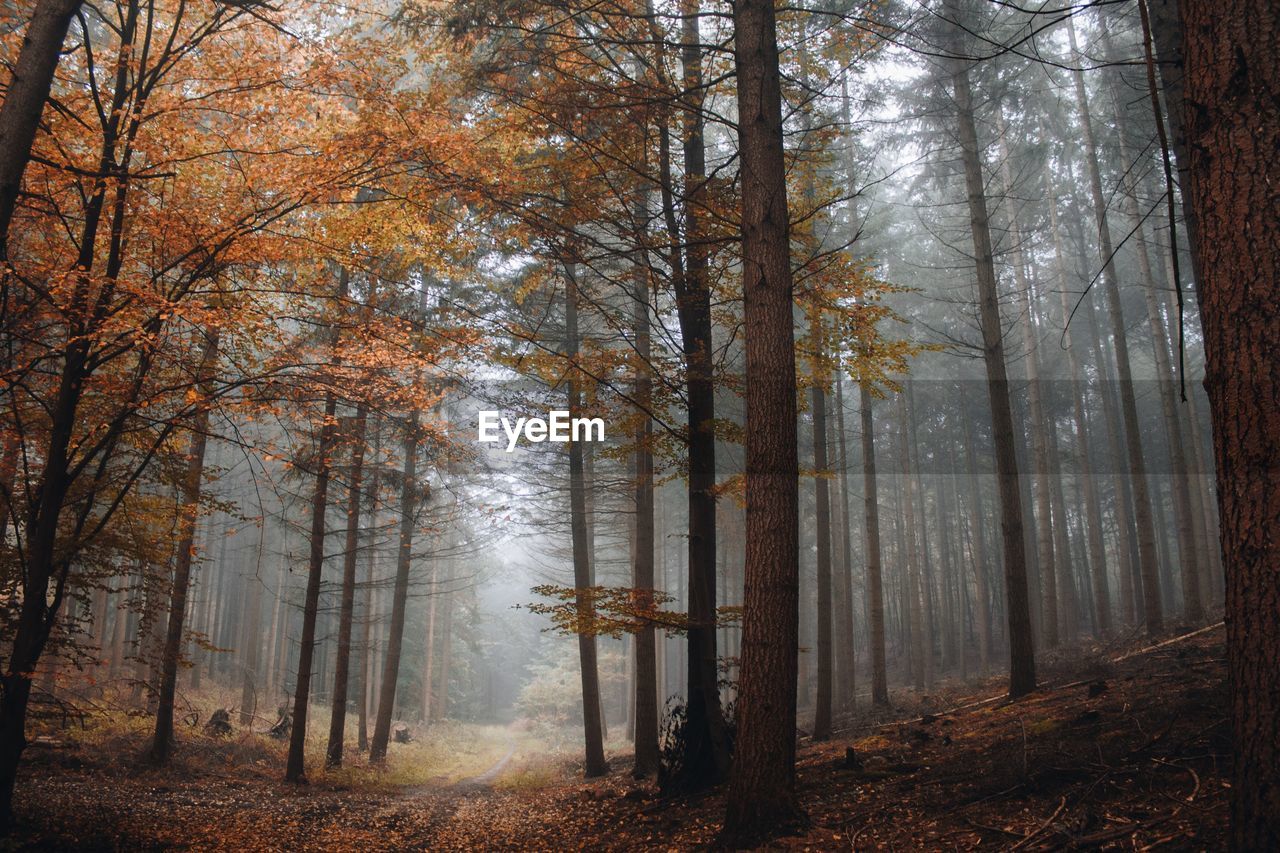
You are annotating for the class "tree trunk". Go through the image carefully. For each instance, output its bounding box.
[631,233,659,777]
[674,0,729,787]
[1180,1,1280,845]
[149,330,220,764]
[861,382,890,706]
[369,411,423,763]
[564,263,607,778]
[834,377,856,709]
[1069,18,1164,635]
[721,0,804,840]
[0,0,83,258]
[810,347,833,738]
[357,415,381,751]
[949,7,1036,697]
[283,386,338,783]
[326,404,367,767]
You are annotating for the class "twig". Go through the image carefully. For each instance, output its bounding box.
[1008,795,1067,851]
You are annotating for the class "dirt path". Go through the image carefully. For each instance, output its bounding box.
[453,738,517,789]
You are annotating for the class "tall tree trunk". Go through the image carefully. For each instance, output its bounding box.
[810,346,834,738]
[0,0,82,258]
[565,263,607,778]
[898,396,925,691]
[631,236,659,777]
[961,403,993,673]
[148,330,220,764]
[283,389,338,783]
[238,526,265,728]
[326,404,367,767]
[997,118,1058,649]
[357,415,381,751]
[369,411,423,763]
[722,0,804,839]
[1068,18,1164,635]
[948,4,1036,697]
[284,266,351,783]
[1045,162,1113,637]
[675,0,729,787]
[861,382,890,706]
[834,377,856,709]
[1180,1,1280,845]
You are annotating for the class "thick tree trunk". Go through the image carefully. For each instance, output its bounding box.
[326,405,367,767]
[0,0,83,258]
[949,13,1036,697]
[1180,1,1280,845]
[149,330,220,764]
[721,0,804,840]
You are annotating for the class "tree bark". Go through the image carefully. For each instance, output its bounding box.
[0,0,83,259]
[721,0,805,840]
[1180,1,1280,845]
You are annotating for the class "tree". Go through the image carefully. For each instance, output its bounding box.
[1180,0,1280,845]
[564,262,608,778]
[148,329,221,764]
[945,0,1035,698]
[720,0,805,841]
[0,0,82,258]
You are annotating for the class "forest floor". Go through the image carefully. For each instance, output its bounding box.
[12,625,1229,851]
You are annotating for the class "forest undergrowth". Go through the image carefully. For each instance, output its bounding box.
[10,625,1228,850]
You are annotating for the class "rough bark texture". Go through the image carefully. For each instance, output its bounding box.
[949,11,1036,697]
[1180,1,1280,846]
[0,0,82,258]
[721,0,805,841]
